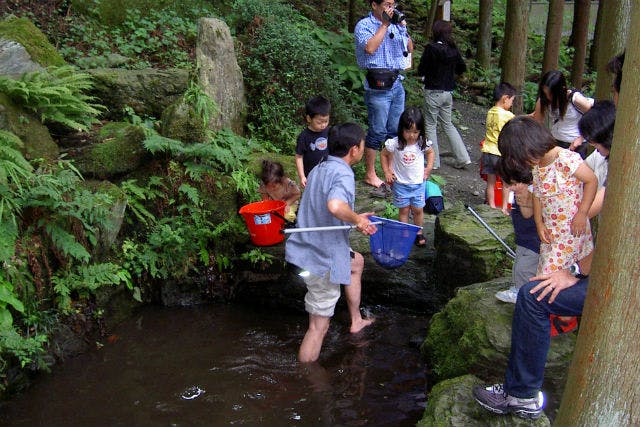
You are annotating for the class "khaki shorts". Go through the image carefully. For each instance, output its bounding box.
[303,271,341,317]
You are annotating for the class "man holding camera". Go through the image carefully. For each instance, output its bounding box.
[354,0,413,191]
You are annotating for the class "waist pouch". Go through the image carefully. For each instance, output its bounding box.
[366,69,399,90]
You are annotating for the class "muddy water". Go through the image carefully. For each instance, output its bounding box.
[0,303,429,426]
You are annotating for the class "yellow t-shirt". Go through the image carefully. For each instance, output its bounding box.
[483,106,515,156]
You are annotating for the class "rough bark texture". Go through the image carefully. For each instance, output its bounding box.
[569,0,591,89]
[476,0,493,69]
[588,0,604,69]
[541,0,564,74]
[424,0,439,40]
[594,0,631,100]
[499,0,528,114]
[555,5,640,424]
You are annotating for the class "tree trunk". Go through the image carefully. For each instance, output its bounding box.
[347,0,358,33]
[555,6,640,425]
[424,0,439,40]
[588,0,604,69]
[476,0,493,69]
[500,0,528,114]
[541,0,564,74]
[569,0,590,89]
[594,0,631,100]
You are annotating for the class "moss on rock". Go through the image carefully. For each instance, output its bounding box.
[0,17,65,67]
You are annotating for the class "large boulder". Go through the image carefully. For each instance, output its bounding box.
[160,98,208,143]
[196,18,246,134]
[434,203,514,296]
[0,93,59,160]
[64,122,148,179]
[87,68,189,120]
[0,16,65,72]
[421,279,576,401]
[417,374,550,426]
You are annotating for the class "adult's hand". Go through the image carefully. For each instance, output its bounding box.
[355,212,378,235]
[529,269,580,304]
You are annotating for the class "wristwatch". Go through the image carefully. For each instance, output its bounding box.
[569,262,589,279]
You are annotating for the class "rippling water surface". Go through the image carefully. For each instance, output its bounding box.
[0,303,428,426]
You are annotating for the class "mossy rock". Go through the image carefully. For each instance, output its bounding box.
[417,374,550,427]
[160,98,207,143]
[68,122,148,178]
[0,93,59,160]
[421,279,576,400]
[82,180,128,258]
[0,17,65,67]
[434,203,514,296]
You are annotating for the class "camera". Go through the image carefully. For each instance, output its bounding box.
[383,9,406,25]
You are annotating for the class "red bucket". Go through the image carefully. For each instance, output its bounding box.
[239,200,286,246]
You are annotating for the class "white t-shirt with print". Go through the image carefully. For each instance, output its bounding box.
[384,137,433,185]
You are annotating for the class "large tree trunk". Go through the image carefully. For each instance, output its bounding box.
[347,0,358,33]
[424,0,439,40]
[499,0,528,114]
[569,0,590,89]
[594,0,631,100]
[588,0,604,69]
[555,6,640,425]
[541,0,564,74]
[476,0,493,69]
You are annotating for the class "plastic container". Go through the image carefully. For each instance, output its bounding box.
[369,216,422,269]
[239,200,286,246]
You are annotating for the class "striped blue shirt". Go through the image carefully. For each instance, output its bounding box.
[354,13,410,71]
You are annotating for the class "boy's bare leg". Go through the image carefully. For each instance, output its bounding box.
[299,314,331,363]
[398,206,410,224]
[344,252,374,333]
[486,174,497,208]
[364,148,384,187]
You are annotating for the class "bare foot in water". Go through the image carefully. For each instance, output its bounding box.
[350,317,375,334]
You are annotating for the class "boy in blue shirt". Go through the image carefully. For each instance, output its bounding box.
[295,96,331,188]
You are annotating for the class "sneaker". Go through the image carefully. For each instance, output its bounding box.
[473,383,544,420]
[495,286,519,304]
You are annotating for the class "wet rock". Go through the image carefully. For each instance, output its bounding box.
[421,279,575,400]
[417,374,550,426]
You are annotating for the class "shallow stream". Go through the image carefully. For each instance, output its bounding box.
[0,303,429,426]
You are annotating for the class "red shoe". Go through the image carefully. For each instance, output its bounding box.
[550,314,579,337]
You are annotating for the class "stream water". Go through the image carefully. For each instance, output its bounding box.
[0,303,429,426]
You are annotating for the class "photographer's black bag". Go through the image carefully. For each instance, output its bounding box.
[366,69,399,90]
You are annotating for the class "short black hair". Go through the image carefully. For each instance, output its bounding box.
[579,100,616,150]
[328,123,364,157]
[493,82,517,102]
[496,116,555,185]
[397,106,427,151]
[305,96,331,118]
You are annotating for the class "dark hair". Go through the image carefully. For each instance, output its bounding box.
[329,123,365,157]
[493,82,517,102]
[538,70,568,119]
[578,100,616,150]
[606,51,625,95]
[305,95,331,118]
[397,106,427,150]
[431,20,456,48]
[260,159,285,185]
[496,116,556,185]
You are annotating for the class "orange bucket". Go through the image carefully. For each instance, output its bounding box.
[239,200,286,246]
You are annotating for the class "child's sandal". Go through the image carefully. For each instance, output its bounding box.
[414,234,426,247]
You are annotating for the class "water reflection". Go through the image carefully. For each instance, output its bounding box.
[0,304,427,427]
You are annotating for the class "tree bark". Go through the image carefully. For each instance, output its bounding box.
[541,0,564,74]
[476,0,493,69]
[555,6,640,425]
[424,0,439,40]
[347,0,358,33]
[569,0,590,89]
[594,0,631,100]
[588,0,604,69]
[499,0,528,114]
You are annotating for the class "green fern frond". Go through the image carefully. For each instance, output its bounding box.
[44,223,91,263]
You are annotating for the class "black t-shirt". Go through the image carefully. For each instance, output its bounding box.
[417,41,466,91]
[295,127,329,177]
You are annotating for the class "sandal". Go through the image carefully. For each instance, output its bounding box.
[414,234,426,247]
[370,182,392,198]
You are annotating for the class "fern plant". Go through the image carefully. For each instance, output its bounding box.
[183,80,219,127]
[0,66,104,131]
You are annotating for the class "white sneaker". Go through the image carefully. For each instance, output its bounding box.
[495,286,519,304]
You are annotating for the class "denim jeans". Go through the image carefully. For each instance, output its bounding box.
[364,82,405,150]
[504,278,588,399]
[424,89,470,168]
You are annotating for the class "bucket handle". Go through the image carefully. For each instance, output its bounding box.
[269,209,296,228]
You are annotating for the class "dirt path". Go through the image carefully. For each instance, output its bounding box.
[433,99,489,207]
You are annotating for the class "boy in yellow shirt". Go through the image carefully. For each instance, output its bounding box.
[482,82,516,212]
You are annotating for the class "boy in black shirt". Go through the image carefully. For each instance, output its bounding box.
[295,96,331,187]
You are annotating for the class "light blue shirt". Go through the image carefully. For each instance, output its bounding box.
[354,13,410,71]
[285,156,355,285]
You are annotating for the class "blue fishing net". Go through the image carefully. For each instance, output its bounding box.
[369,216,422,269]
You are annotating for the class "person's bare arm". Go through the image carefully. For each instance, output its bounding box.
[295,154,306,188]
[529,251,593,303]
[327,200,377,235]
[571,163,597,236]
